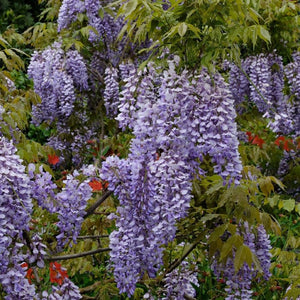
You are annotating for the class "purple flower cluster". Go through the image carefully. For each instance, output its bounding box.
[285,52,300,100]
[0,137,37,299]
[85,0,119,44]
[28,234,47,269]
[55,171,92,249]
[1,267,37,300]
[228,60,251,107]
[193,71,243,184]
[256,225,272,280]
[104,67,120,117]
[27,42,88,126]
[58,0,125,58]
[284,52,300,136]
[228,52,285,114]
[116,62,140,130]
[28,164,58,213]
[41,278,82,300]
[66,50,89,91]
[101,58,242,295]
[228,51,300,136]
[211,222,272,300]
[248,54,273,113]
[163,261,198,299]
[57,0,85,32]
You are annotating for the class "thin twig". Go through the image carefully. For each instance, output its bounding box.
[79,279,114,293]
[163,238,202,277]
[84,190,113,219]
[77,235,109,239]
[46,247,111,261]
[82,296,96,300]
[184,294,196,300]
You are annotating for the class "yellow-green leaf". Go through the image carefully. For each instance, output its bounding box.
[220,234,243,261]
[258,25,271,43]
[282,199,295,212]
[234,244,253,272]
[208,224,227,244]
[178,22,188,37]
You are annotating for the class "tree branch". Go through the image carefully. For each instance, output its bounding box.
[46,247,111,261]
[79,279,114,293]
[84,190,113,219]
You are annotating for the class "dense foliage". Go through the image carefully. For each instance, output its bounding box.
[0,0,299,299]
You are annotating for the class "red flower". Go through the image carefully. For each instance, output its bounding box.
[274,136,285,146]
[21,262,34,284]
[251,135,265,148]
[283,140,293,151]
[246,131,254,142]
[86,139,96,145]
[89,180,108,192]
[89,179,103,192]
[48,154,60,165]
[49,262,68,285]
[26,268,35,284]
[274,136,293,151]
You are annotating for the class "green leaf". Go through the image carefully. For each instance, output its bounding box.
[220,234,243,261]
[122,0,138,17]
[258,177,274,197]
[208,224,227,244]
[282,199,295,212]
[267,195,280,208]
[269,176,285,190]
[200,214,220,223]
[248,8,262,23]
[206,179,224,195]
[234,244,253,272]
[187,23,201,39]
[177,22,188,37]
[257,25,271,43]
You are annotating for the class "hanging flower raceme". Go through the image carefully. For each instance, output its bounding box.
[55,171,92,250]
[27,42,88,126]
[0,137,38,299]
[227,51,300,136]
[101,58,243,296]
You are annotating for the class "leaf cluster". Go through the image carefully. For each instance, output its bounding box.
[116,0,300,69]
